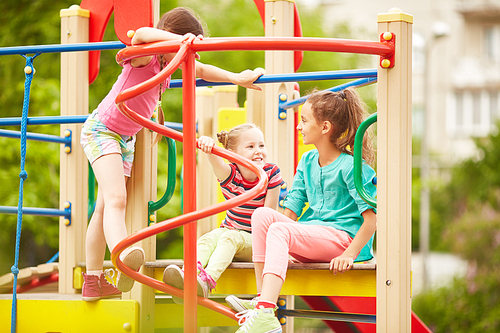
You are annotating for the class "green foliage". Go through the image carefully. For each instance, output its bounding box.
[413,276,500,333]
[413,124,500,332]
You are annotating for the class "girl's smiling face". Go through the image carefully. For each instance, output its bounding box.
[297,102,322,145]
[233,128,267,168]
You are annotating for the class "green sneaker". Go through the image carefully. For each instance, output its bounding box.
[225,295,259,312]
[235,308,282,333]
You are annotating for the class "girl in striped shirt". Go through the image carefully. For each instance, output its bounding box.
[163,123,284,300]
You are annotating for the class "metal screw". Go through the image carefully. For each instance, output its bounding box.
[386,280,392,286]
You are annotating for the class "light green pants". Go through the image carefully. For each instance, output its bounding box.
[197,227,252,282]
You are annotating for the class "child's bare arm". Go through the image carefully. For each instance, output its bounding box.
[263,187,281,210]
[195,63,264,91]
[132,27,198,45]
[329,209,377,274]
[130,28,201,67]
[198,136,231,181]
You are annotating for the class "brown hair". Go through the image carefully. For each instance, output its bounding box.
[157,7,206,38]
[217,123,260,151]
[153,7,207,145]
[307,88,375,164]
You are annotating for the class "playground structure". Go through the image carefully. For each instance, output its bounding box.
[0,1,427,332]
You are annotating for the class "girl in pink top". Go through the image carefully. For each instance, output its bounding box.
[80,7,264,301]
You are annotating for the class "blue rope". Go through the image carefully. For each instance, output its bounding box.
[11,53,38,333]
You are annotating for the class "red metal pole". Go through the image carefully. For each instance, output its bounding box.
[182,49,197,333]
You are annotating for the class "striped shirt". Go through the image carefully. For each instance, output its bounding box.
[220,163,284,232]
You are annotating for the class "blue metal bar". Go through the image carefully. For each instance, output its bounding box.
[46,252,59,264]
[0,115,88,126]
[0,115,184,131]
[169,68,377,88]
[0,206,71,218]
[0,129,70,145]
[0,41,125,56]
[278,309,376,324]
[280,77,377,112]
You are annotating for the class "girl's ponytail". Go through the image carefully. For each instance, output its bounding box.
[217,131,230,149]
[343,88,375,165]
[217,123,258,151]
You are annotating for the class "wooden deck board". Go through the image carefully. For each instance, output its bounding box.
[146,259,376,270]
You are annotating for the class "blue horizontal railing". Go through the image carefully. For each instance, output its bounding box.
[0,41,126,56]
[0,206,71,219]
[0,129,71,145]
[280,77,377,111]
[170,68,377,88]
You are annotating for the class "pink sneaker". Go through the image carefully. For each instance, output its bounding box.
[197,261,216,298]
[82,270,121,301]
[116,246,145,292]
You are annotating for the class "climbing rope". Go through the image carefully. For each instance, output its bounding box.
[11,53,39,333]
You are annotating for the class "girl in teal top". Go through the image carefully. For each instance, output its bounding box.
[226,88,377,333]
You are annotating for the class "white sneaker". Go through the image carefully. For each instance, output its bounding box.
[162,264,184,304]
[116,246,145,292]
[226,295,259,312]
[235,308,282,333]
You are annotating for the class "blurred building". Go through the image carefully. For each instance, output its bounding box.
[298,0,500,164]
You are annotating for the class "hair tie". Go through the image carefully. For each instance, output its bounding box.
[339,91,347,101]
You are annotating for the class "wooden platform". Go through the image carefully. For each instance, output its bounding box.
[147,260,377,297]
[0,260,377,331]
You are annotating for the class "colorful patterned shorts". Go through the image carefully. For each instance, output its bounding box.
[80,110,136,177]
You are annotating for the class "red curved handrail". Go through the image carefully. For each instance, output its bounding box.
[116,37,394,65]
[111,41,268,321]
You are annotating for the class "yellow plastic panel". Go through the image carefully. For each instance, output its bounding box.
[216,268,376,297]
[154,267,375,297]
[296,104,315,162]
[155,302,237,329]
[0,299,138,333]
[216,107,247,222]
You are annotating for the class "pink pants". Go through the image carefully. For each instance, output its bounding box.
[252,207,353,281]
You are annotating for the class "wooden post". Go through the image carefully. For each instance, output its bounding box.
[196,87,217,235]
[261,1,295,332]
[261,0,295,188]
[120,2,160,332]
[196,85,240,236]
[59,5,89,295]
[123,124,157,332]
[376,8,413,333]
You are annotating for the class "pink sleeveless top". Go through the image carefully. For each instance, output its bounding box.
[98,56,170,136]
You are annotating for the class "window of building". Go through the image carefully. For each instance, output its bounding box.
[448,89,500,137]
[490,90,499,125]
[484,25,500,62]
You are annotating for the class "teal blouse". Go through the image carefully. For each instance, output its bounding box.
[283,150,377,262]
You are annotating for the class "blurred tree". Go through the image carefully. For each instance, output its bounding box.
[413,122,500,332]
